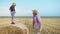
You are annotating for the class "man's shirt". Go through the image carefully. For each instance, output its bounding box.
[9,5,15,12]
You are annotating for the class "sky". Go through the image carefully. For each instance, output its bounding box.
[0,0,60,16]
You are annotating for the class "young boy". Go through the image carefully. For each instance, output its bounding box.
[32,9,41,34]
[9,2,16,24]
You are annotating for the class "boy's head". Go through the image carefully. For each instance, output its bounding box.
[12,2,16,7]
[32,9,38,15]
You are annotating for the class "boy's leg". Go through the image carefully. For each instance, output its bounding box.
[35,24,40,34]
[36,28,40,34]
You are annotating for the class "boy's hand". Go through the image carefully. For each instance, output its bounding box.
[32,29,34,33]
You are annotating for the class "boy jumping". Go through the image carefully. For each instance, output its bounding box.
[9,2,16,24]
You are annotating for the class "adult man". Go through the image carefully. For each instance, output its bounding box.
[9,2,16,24]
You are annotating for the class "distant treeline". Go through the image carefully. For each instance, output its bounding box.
[0,16,60,18]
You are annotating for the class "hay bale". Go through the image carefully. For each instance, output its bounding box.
[0,22,29,34]
[0,26,23,34]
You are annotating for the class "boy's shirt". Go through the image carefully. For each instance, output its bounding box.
[9,5,15,12]
[33,15,41,24]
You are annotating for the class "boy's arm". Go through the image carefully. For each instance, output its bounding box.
[33,22,34,29]
[33,21,35,33]
[37,16,41,23]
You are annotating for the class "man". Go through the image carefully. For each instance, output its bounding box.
[9,2,16,24]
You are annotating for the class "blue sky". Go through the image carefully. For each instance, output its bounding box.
[0,0,60,16]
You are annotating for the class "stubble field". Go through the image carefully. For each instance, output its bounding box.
[0,17,60,34]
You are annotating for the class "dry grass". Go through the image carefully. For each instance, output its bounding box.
[0,18,60,34]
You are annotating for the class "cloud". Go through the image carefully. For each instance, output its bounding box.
[0,8,32,16]
[16,9,32,14]
[0,8,10,16]
[15,9,32,16]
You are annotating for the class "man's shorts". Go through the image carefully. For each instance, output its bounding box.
[11,11,15,18]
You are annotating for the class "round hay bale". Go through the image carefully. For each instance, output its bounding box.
[0,22,29,34]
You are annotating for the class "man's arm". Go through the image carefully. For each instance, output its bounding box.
[9,6,11,12]
[14,8,16,13]
[9,7,10,11]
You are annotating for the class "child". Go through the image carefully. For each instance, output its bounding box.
[9,2,16,24]
[32,9,41,34]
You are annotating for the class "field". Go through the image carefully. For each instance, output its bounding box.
[0,17,60,34]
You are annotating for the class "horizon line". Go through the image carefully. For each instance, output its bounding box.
[0,16,60,18]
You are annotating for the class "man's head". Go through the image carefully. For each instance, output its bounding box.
[12,2,16,7]
[32,9,38,15]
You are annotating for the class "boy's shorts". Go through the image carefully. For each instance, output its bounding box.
[34,23,40,32]
[11,11,15,18]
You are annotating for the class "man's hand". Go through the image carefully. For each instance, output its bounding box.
[9,9,11,13]
[14,11,16,14]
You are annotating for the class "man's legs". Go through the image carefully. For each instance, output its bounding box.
[11,11,15,24]
[12,15,14,22]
